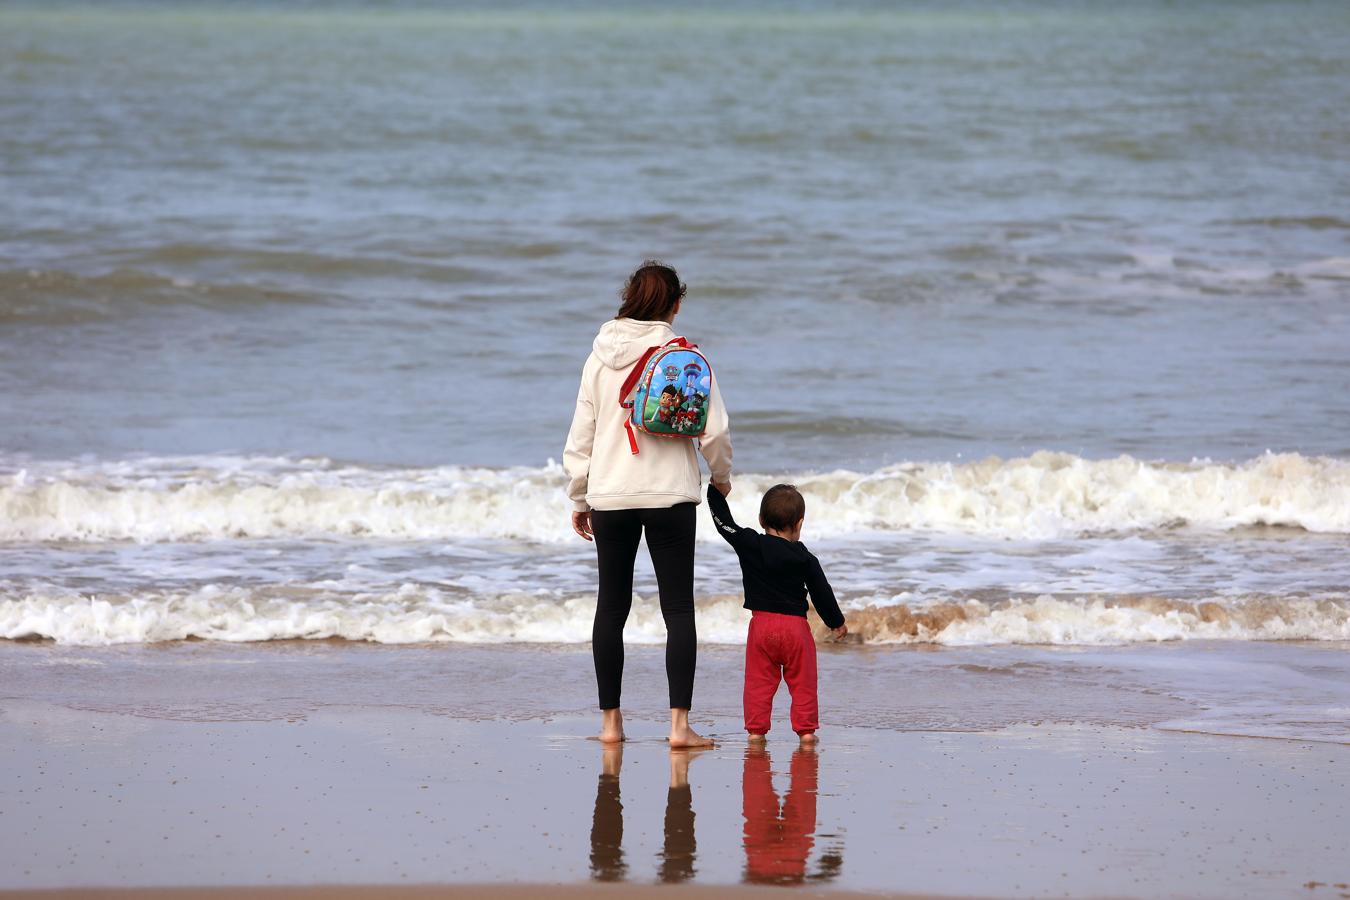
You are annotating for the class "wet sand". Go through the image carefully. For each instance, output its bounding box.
[2,889,933,900]
[2,641,1348,899]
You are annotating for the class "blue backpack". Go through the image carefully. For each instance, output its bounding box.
[618,337,713,455]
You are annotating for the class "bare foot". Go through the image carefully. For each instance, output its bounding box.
[599,709,625,744]
[798,732,818,746]
[667,708,714,748]
[748,733,767,744]
[668,724,714,748]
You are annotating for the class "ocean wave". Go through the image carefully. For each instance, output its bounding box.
[841,594,1350,645]
[1,451,1348,543]
[0,267,324,324]
[2,588,1345,646]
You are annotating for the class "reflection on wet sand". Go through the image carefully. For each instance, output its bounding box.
[589,744,705,885]
[588,745,625,881]
[588,742,842,886]
[743,747,842,885]
[659,750,698,883]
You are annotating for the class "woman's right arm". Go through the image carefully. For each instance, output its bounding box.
[563,361,596,533]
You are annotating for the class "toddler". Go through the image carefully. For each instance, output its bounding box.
[707,483,847,743]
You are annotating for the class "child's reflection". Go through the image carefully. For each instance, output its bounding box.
[742,746,842,885]
[588,744,626,881]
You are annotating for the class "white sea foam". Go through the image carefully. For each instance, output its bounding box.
[1,451,1348,543]
[0,586,750,646]
[2,587,1346,647]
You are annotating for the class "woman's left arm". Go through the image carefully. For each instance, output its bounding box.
[699,371,733,490]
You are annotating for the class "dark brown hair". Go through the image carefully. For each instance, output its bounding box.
[615,260,686,322]
[759,484,806,532]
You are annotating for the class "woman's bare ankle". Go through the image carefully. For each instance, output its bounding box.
[599,709,625,743]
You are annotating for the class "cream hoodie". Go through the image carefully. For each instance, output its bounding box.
[563,318,732,512]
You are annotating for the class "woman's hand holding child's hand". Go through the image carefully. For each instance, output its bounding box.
[711,480,732,496]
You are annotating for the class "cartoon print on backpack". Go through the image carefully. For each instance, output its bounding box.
[624,341,714,447]
[675,391,706,433]
[681,361,703,401]
[652,385,682,428]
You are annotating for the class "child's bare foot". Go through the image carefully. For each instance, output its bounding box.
[668,708,713,748]
[798,731,818,746]
[748,733,767,744]
[598,709,625,744]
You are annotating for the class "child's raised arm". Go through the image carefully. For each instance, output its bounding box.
[707,483,754,549]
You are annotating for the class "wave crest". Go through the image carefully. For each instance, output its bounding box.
[1,451,1348,542]
[836,594,1350,645]
[3,588,1345,646]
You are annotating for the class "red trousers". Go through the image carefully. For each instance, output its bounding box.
[743,610,819,735]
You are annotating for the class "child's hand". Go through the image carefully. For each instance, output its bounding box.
[830,624,849,641]
[710,480,731,496]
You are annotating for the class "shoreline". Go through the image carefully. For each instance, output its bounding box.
[0,887,964,900]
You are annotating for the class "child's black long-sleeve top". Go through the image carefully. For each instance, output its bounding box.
[706,485,845,629]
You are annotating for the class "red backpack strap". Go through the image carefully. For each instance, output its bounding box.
[616,338,694,407]
[618,345,660,408]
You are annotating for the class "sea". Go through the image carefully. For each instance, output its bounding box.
[2,1,1349,742]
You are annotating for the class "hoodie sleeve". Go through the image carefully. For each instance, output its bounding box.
[698,368,733,484]
[562,358,597,512]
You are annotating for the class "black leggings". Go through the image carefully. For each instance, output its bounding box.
[591,502,697,710]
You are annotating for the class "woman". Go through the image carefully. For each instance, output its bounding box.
[563,260,733,747]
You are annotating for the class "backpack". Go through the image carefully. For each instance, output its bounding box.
[617,337,714,455]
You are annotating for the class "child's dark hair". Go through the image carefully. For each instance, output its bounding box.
[616,260,686,322]
[759,484,805,532]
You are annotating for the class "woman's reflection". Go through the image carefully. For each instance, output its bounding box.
[589,745,706,884]
[658,749,699,882]
[588,744,626,881]
[742,746,842,885]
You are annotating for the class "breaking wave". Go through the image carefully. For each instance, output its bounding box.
[1,450,1348,543]
[2,588,1345,646]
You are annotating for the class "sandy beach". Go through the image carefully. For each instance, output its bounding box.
[3,640,1347,899]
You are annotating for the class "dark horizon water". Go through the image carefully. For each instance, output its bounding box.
[3,0,1348,470]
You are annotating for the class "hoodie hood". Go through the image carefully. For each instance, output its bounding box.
[591,318,677,370]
